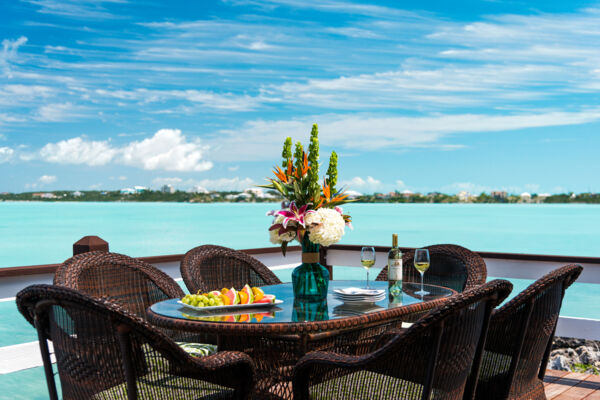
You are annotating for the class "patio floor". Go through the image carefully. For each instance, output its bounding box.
[545,370,600,399]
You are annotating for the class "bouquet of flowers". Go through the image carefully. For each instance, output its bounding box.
[261,124,352,255]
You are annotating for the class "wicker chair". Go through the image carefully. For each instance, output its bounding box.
[180,245,282,294]
[292,279,513,400]
[376,244,487,292]
[54,251,184,320]
[17,284,255,400]
[474,264,583,400]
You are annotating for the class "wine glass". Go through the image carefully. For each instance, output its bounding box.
[414,249,430,296]
[360,247,376,289]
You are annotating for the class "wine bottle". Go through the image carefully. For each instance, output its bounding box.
[388,233,403,300]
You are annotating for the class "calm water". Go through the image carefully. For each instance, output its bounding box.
[1,202,600,268]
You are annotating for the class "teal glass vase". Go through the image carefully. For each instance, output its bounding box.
[292,234,329,300]
[292,298,329,322]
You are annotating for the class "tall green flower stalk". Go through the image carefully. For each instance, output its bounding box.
[307,124,320,203]
[282,137,292,168]
[294,141,304,174]
[326,151,338,194]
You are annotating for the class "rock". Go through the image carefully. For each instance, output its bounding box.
[549,337,600,374]
[576,346,600,365]
[550,355,572,371]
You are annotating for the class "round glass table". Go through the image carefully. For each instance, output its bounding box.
[148,281,455,399]
[150,281,453,325]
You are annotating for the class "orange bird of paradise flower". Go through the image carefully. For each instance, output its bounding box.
[272,166,288,183]
[294,152,310,178]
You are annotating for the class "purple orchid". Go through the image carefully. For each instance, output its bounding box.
[276,201,314,228]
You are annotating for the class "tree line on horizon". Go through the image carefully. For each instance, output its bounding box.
[1,189,599,204]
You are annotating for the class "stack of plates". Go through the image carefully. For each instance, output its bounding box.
[333,287,386,304]
[333,303,385,317]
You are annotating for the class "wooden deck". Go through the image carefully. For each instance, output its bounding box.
[545,370,600,399]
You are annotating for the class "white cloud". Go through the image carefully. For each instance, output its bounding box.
[152,176,256,191]
[228,165,240,171]
[1,36,27,77]
[95,88,261,111]
[0,146,14,163]
[22,0,124,19]
[39,129,213,172]
[395,180,405,188]
[35,103,84,122]
[327,27,382,39]
[152,177,183,186]
[193,177,256,191]
[341,176,383,192]
[40,137,116,166]
[120,129,212,172]
[209,108,600,160]
[38,175,56,184]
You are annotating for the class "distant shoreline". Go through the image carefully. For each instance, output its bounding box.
[1,189,599,204]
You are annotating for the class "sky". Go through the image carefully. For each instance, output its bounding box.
[1,0,600,195]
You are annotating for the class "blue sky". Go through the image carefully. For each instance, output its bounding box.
[1,0,600,194]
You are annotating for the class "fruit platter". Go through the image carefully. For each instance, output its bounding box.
[178,284,282,312]
[182,311,276,323]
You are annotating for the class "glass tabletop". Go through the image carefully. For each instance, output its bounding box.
[150,281,454,324]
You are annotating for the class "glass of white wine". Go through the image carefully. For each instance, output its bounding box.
[361,246,376,289]
[414,248,430,296]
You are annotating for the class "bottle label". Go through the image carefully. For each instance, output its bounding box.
[388,259,402,280]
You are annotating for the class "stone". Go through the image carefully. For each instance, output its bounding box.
[550,355,571,371]
[576,346,600,365]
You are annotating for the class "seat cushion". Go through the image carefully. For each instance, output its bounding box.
[176,342,218,357]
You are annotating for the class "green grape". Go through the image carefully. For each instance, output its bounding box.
[208,298,215,306]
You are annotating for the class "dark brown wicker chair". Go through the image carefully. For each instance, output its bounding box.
[376,244,487,292]
[474,264,583,400]
[54,251,184,319]
[180,245,282,294]
[292,279,513,400]
[17,284,255,400]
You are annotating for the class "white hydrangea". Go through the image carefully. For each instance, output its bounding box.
[269,215,297,244]
[305,208,345,247]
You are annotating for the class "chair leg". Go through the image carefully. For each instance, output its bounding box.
[34,315,59,400]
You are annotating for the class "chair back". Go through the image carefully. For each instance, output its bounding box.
[475,264,583,399]
[294,279,512,400]
[376,244,486,292]
[17,284,254,400]
[180,245,281,294]
[54,251,184,319]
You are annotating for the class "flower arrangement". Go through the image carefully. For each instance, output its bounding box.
[261,124,352,255]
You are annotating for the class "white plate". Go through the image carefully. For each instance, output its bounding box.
[178,299,283,312]
[334,288,385,296]
[334,296,386,304]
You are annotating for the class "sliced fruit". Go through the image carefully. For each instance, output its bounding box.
[238,290,249,304]
[252,287,264,302]
[209,290,221,297]
[241,284,254,304]
[229,288,240,304]
[220,288,229,295]
[253,313,264,322]
[238,314,250,322]
[254,294,276,304]
[219,293,231,305]
[222,288,237,305]
[222,315,239,322]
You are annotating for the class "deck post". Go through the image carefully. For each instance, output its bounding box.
[73,235,109,255]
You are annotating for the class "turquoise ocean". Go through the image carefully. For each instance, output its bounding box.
[0,202,599,347]
[0,202,599,399]
[2,202,600,267]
